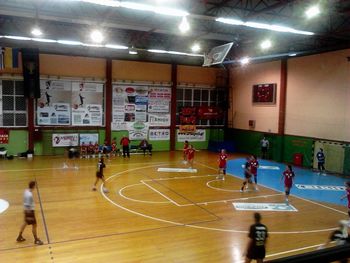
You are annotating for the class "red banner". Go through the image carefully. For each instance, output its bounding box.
[0,129,9,144]
[197,106,223,120]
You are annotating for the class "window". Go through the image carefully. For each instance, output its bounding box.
[0,80,27,127]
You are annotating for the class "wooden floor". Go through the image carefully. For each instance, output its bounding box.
[0,151,348,263]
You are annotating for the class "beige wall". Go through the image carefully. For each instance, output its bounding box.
[229,61,281,133]
[40,54,106,78]
[177,65,222,86]
[286,49,350,141]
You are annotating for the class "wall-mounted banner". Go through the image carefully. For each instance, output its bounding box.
[148,87,171,113]
[179,125,196,133]
[127,121,149,140]
[197,106,223,120]
[177,129,206,142]
[37,80,71,125]
[52,133,79,147]
[149,129,170,141]
[148,113,170,126]
[0,129,9,144]
[79,133,99,145]
[111,121,128,131]
[71,82,104,126]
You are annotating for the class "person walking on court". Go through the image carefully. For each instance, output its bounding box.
[92,158,109,193]
[240,157,253,192]
[281,165,295,205]
[16,181,44,245]
[217,149,228,180]
[120,135,130,158]
[183,140,189,164]
[340,181,350,219]
[260,137,269,159]
[316,148,326,174]
[185,144,196,169]
[250,155,259,190]
[244,212,268,263]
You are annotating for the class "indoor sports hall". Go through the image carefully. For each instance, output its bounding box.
[0,1,350,262]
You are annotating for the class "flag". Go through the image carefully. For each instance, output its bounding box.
[1,47,20,69]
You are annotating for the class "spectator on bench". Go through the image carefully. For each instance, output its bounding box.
[139,139,152,156]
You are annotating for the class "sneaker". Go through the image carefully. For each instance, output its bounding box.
[245,185,248,189]
[34,239,44,245]
[63,163,68,169]
[240,189,243,193]
[255,186,259,191]
[285,199,289,205]
[92,186,97,191]
[222,177,225,181]
[74,166,79,170]
[16,236,25,242]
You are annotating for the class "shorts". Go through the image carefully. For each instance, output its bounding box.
[96,171,104,178]
[219,165,226,169]
[261,147,268,153]
[247,245,266,260]
[285,183,292,189]
[244,173,252,179]
[24,210,36,225]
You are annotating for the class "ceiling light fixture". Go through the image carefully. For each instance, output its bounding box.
[216,17,314,35]
[31,27,43,37]
[78,0,121,7]
[4,35,31,40]
[260,39,272,50]
[179,16,190,33]
[32,38,57,43]
[57,40,83,45]
[105,44,128,49]
[305,5,320,19]
[90,30,104,43]
[191,43,201,52]
[129,48,138,55]
[240,57,250,65]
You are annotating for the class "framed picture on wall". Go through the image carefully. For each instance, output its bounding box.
[252,83,277,104]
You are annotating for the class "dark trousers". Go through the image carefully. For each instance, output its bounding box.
[318,162,325,171]
[141,146,152,156]
[122,146,130,158]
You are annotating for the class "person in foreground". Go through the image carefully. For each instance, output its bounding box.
[16,181,44,245]
[245,212,268,263]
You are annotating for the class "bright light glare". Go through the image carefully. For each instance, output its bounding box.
[216,17,314,35]
[148,49,167,53]
[31,28,43,36]
[105,44,128,49]
[4,35,31,40]
[240,57,250,65]
[79,0,121,7]
[90,30,104,43]
[129,49,138,54]
[179,16,190,33]
[57,40,83,45]
[154,7,188,16]
[191,43,201,52]
[120,2,153,11]
[32,38,57,43]
[260,39,272,50]
[305,5,320,18]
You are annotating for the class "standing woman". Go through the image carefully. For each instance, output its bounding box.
[185,144,196,169]
[183,140,189,164]
[240,157,253,192]
[250,155,259,190]
[281,165,295,205]
[217,149,228,180]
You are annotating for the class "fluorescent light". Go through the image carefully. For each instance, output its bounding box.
[289,53,297,56]
[240,57,250,65]
[216,17,314,35]
[305,5,320,19]
[32,38,57,43]
[154,7,188,17]
[168,51,187,55]
[148,49,167,53]
[191,43,201,52]
[57,40,83,45]
[82,43,103,47]
[129,49,138,55]
[31,28,43,37]
[179,16,190,33]
[260,40,272,50]
[4,35,31,40]
[90,30,104,43]
[105,44,128,49]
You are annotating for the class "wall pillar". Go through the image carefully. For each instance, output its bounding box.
[105,59,112,143]
[27,97,34,151]
[170,64,177,151]
[278,59,287,135]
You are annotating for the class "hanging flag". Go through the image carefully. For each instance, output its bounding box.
[1,47,20,69]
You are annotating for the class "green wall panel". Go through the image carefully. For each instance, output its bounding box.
[283,135,314,167]
[343,147,350,176]
[4,130,28,156]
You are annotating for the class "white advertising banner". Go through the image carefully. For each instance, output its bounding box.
[177,129,206,142]
[111,121,128,131]
[79,133,99,145]
[37,80,71,125]
[52,133,79,147]
[71,82,104,126]
[148,113,170,126]
[149,129,170,141]
[127,121,149,140]
[148,87,171,113]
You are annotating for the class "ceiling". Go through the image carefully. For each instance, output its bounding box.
[1,0,350,66]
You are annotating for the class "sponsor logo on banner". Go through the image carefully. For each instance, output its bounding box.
[52,134,79,147]
[179,125,196,133]
[0,129,9,144]
[111,122,128,131]
[128,122,149,140]
[149,129,170,141]
[177,129,206,142]
[149,114,170,126]
[233,203,298,212]
[79,133,99,145]
[197,106,223,120]
[148,101,170,113]
[295,184,346,191]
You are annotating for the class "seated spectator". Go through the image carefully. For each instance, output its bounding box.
[80,142,87,158]
[139,139,152,156]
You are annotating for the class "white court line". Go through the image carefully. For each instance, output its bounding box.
[118,183,170,204]
[196,161,347,216]
[206,180,244,192]
[265,243,326,258]
[101,164,340,234]
[140,180,181,206]
[142,174,217,182]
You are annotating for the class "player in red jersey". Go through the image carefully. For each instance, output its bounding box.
[249,155,259,190]
[111,137,118,157]
[88,141,94,158]
[340,181,350,219]
[94,142,100,158]
[185,144,196,169]
[183,140,189,164]
[281,165,295,205]
[80,142,87,159]
[217,149,228,180]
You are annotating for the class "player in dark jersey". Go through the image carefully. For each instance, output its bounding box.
[245,212,268,263]
[281,165,295,205]
[316,148,326,174]
[92,158,108,193]
[341,181,350,219]
[250,155,259,190]
[240,157,253,192]
[217,149,228,180]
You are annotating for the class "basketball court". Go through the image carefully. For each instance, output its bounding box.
[0,151,348,262]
